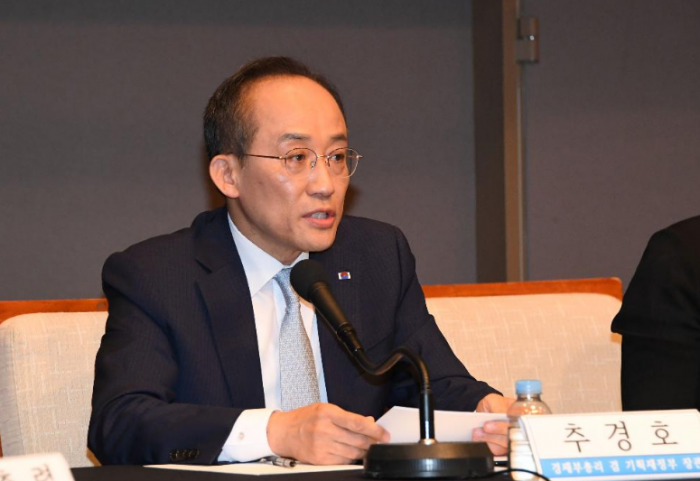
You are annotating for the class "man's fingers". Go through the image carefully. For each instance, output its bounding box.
[473,424,508,456]
[304,425,368,464]
[267,403,389,465]
[326,439,367,462]
[484,420,509,436]
[473,395,513,457]
[476,393,515,413]
[330,410,390,443]
[318,411,387,457]
[306,407,387,464]
[481,436,508,455]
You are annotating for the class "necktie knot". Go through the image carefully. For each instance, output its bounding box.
[273,267,297,310]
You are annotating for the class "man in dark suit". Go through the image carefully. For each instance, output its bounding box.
[612,215,700,410]
[88,57,512,466]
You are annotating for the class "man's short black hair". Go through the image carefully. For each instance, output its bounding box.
[203,56,346,160]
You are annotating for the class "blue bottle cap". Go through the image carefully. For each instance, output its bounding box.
[515,379,542,395]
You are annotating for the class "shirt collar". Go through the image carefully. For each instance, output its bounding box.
[227,213,309,298]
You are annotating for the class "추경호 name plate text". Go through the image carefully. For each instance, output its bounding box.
[521,409,700,480]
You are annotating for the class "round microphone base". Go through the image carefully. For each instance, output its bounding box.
[363,441,494,479]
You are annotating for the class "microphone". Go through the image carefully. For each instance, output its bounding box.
[290,259,493,479]
[290,258,363,353]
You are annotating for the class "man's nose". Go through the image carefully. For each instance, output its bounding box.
[306,156,336,195]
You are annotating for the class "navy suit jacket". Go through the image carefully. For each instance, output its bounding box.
[88,207,497,465]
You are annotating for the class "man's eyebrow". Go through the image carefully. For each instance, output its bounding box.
[331,133,348,142]
[278,133,310,143]
[277,132,348,143]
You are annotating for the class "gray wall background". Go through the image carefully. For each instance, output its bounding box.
[0,0,476,299]
[2,0,699,300]
[522,0,700,284]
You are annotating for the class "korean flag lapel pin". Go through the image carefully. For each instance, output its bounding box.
[337,271,351,280]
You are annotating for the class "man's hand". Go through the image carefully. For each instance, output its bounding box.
[472,394,515,455]
[266,403,390,465]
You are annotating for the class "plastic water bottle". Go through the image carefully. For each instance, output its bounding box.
[507,379,551,480]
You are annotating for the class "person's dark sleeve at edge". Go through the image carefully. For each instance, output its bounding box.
[611,218,700,411]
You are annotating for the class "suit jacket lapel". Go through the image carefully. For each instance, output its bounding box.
[311,248,364,411]
[194,208,265,409]
[189,210,374,412]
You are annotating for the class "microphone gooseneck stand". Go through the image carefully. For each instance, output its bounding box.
[290,260,494,479]
[339,328,493,479]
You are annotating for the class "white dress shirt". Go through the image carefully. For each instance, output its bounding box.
[217,215,328,462]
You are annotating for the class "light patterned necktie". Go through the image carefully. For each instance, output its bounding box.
[274,267,320,411]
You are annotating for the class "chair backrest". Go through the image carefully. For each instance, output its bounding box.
[423,278,623,414]
[0,299,107,467]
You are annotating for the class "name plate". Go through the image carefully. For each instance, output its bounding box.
[521,409,700,480]
[521,410,700,480]
[0,452,74,481]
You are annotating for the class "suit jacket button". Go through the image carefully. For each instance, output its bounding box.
[187,449,200,459]
[169,450,183,461]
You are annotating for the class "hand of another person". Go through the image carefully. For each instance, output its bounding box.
[266,403,391,465]
[472,393,515,455]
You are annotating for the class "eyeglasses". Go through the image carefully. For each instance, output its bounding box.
[243,147,361,178]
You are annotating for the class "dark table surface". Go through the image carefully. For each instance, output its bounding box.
[71,466,513,481]
[70,466,700,481]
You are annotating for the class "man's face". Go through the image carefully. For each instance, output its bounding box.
[228,75,350,264]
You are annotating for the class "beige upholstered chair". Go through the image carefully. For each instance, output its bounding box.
[0,280,621,465]
[423,278,623,414]
[0,299,108,467]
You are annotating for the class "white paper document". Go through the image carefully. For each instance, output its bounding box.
[147,407,506,476]
[377,406,507,443]
[148,462,362,476]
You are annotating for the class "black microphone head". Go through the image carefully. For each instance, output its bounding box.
[291,259,331,302]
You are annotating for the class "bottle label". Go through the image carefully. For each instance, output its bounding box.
[519,409,700,480]
[509,425,537,480]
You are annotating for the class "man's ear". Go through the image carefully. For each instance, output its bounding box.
[209,154,241,199]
